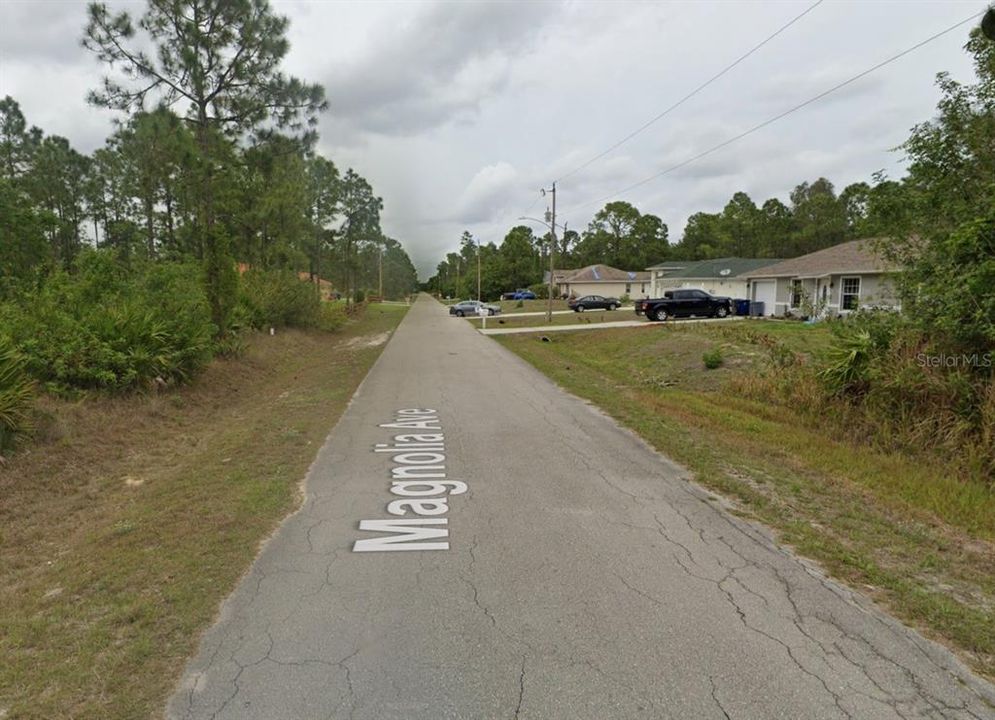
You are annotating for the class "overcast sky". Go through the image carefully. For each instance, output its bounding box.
[0,0,986,277]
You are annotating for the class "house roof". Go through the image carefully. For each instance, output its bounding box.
[560,264,650,283]
[660,257,783,280]
[745,239,901,279]
[543,269,574,283]
[646,261,689,271]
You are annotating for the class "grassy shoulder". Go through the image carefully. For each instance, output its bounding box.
[497,298,570,314]
[497,319,995,680]
[0,303,408,719]
[467,308,645,328]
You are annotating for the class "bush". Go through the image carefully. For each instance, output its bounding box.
[0,335,34,454]
[528,283,549,300]
[237,269,320,330]
[739,310,995,484]
[317,302,348,332]
[818,329,875,395]
[0,251,213,393]
[702,348,724,369]
[353,288,366,304]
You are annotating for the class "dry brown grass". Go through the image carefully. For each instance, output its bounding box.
[0,304,407,719]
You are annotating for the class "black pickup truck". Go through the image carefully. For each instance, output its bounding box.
[635,289,733,321]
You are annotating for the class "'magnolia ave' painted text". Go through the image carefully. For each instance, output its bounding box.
[353,409,466,552]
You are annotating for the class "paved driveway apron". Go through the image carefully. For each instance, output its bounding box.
[169,295,995,720]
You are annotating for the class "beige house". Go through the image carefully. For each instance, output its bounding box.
[745,239,902,318]
[648,257,781,299]
[552,264,650,299]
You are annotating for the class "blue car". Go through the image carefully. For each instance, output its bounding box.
[511,289,536,300]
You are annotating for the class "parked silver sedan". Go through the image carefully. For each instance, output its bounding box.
[449,300,501,317]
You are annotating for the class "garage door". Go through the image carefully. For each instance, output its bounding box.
[752,280,776,316]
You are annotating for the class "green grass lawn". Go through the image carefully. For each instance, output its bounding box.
[497,298,571,314]
[497,319,995,681]
[0,304,408,719]
[468,308,647,328]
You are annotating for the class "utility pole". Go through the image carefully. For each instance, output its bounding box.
[542,182,557,323]
[378,244,383,299]
[476,239,481,301]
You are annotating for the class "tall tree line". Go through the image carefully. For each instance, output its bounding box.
[429,169,954,300]
[1,1,418,318]
[427,203,670,299]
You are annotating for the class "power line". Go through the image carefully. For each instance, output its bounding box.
[521,191,543,217]
[554,0,824,185]
[567,9,984,214]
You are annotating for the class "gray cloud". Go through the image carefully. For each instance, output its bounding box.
[0,1,91,64]
[316,1,557,136]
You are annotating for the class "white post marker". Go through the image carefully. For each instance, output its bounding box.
[477,304,488,330]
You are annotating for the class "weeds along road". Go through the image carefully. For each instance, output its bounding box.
[168,294,995,720]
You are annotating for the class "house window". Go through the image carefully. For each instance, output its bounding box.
[625,283,631,293]
[841,277,861,310]
[790,280,803,308]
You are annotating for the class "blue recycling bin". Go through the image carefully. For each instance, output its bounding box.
[734,299,750,316]
[749,301,766,317]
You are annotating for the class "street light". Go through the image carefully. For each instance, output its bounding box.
[518,209,568,324]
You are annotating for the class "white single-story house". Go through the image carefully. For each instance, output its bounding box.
[550,264,650,299]
[648,257,783,299]
[744,239,902,318]
[646,261,689,297]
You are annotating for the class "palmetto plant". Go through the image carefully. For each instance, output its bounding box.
[818,329,874,396]
[0,336,34,455]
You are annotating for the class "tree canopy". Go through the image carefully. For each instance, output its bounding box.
[2,0,419,308]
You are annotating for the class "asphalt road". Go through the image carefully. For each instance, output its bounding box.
[168,294,995,720]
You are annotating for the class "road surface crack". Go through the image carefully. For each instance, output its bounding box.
[514,655,527,719]
[708,676,732,720]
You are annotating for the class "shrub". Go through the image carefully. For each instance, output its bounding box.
[702,348,724,369]
[213,333,247,359]
[317,302,348,332]
[515,299,524,308]
[818,329,874,395]
[738,310,995,484]
[528,283,549,299]
[0,251,213,393]
[0,335,35,454]
[237,269,320,330]
[353,288,366,304]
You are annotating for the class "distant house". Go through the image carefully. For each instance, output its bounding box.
[297,271,337,299]
[647,257,781,299]
[744,239,902,317]
[551,264,650,299]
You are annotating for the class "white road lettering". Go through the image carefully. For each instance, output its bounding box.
[353,409,466,552]
[352,519,449,552]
